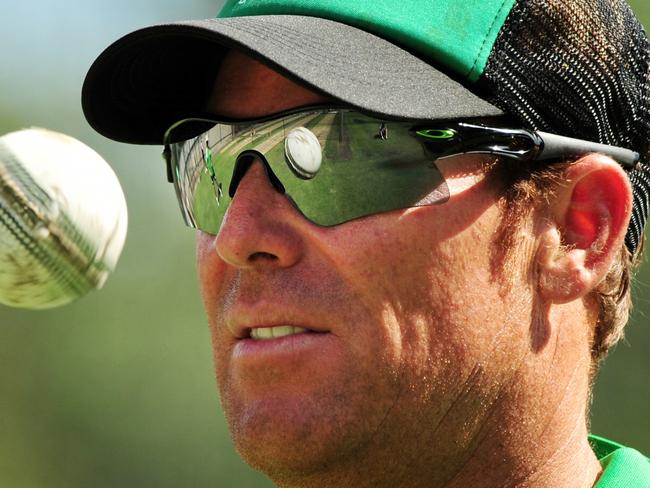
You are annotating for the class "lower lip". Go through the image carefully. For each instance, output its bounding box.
[232,331,333,363]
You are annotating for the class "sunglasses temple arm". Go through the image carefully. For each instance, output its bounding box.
[536,131,639,169]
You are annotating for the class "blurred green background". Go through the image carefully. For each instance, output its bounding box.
[0,1,648,487]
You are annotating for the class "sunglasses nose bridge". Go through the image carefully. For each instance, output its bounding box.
[230,150,286,197]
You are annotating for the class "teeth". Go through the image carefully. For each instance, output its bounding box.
[250,326,308,340]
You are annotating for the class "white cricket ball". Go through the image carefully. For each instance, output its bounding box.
[0,128,128,309]
[284,127,322,179]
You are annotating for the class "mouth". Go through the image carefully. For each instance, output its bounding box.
[231,324,333,366]
[248,325,311,341]
[234,317,330,340]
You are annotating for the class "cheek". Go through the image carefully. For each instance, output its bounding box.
[319,219,446,376]
[196,232,222,307]
[196,233,238,392]
[196,232,233,363]
[327,207,516,380]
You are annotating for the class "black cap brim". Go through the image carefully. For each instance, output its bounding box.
[82,15,504,145]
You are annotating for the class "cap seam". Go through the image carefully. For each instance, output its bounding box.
[467,0,514,82]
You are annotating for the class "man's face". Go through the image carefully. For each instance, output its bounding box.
[197,51,535,478]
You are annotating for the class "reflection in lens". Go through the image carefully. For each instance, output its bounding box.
[284,127,322,179]
[272,112,450,226]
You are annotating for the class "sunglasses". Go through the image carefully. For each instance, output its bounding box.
[162,109,639,235]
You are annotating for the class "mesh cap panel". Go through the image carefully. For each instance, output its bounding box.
[480,0,650,254]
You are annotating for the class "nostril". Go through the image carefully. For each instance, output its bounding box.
[249,252,279,263]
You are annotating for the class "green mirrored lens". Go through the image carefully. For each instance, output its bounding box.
[167,111,449,234]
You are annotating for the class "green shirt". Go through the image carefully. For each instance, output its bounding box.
[590,435,650,487]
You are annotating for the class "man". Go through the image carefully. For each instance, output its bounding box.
[82,0,650,486]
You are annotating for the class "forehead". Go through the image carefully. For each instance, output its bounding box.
[206,50,335,118]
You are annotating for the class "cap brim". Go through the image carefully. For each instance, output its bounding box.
[82,15,504,145]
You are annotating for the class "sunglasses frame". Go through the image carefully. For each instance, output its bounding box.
[163,108,640,179]
[161,108,640,233]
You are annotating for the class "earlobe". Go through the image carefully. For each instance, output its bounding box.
[536,154,632,304]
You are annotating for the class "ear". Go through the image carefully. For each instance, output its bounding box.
[536,154,632,304]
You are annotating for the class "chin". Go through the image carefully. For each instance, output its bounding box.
[225,393,368,479]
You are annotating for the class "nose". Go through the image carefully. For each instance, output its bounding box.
[214,159,305,269]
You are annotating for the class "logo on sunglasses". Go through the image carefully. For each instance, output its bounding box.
[416,129,457,140]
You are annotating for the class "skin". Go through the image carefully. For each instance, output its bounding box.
[197,50,633,487]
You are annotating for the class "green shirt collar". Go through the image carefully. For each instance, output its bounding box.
[590,435,650,488]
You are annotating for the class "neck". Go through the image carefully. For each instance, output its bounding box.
[440,396,603,488]
[273,371,603,488]
[439,304,602,488]
[273,414,602,488]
